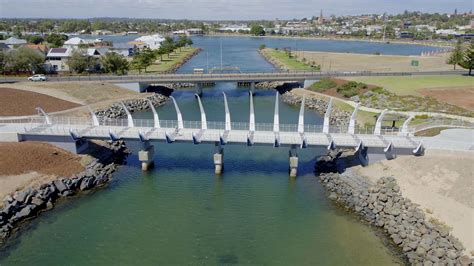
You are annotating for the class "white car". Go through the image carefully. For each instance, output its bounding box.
[28,74,48,81]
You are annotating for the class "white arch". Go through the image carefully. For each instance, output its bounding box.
[170,96,184,130]
[195,94,207,130]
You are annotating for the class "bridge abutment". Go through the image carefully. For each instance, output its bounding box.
[195,83,203,97]
[289,145,299,177]
[214,143,224,175]
[138,141,155,171]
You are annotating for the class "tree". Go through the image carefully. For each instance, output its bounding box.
[67,51,94,73]
[26,35,44,44]
[45,33,68,48]
[459,41,474,75]
[259,44,266,50]
[0,51,5,74]
[447,40,464,70]
[250,25,265,36]
[101,52,129,75]
[130,48,155,73]
[160,36,176,57]
[4,47,45,73]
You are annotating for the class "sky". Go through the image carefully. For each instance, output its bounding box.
[0,0,472,20]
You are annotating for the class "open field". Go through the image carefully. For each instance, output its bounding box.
[0,142,85,204]
[345,75,473,96]
[0,82,138,106]
[355,149,474,257]
[261,48,317,71]
[0,88,81,116]
[420,87,474,111]
[294,51,453,72]
[130,47,200,74]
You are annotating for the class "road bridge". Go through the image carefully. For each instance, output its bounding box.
[0,70,467,95]
[0,92,425,176]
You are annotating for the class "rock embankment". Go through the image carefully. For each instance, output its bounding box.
[0,141,128,246]
[95,93,168,120]
[281,91,351,127]
[316,150,471,265]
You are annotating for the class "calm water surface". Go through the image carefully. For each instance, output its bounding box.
[0,37,411,265]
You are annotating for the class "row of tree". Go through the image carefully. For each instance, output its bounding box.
[447,40,474,74]
[130,35,193,73]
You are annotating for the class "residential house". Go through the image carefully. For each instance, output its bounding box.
[0,37,27,48]
[132,34,164,50]
[46,47,73,72]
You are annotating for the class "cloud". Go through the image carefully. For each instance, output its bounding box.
[0,0,471,19]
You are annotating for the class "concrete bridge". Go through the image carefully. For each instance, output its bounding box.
[0,70,467,96]
[0,92,425,177]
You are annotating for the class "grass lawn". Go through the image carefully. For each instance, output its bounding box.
[262,48,317,71]
[130,47,199,74]
[345,75,473,96]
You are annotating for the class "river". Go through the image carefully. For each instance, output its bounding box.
[0,36,430,265]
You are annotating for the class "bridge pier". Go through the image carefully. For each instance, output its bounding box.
[138,141,155,171]
[214,142,224,175]
[289,145,299,177]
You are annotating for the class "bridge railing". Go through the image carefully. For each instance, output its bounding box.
[0,116,404,136]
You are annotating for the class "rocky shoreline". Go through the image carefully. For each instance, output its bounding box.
[95,93,169,120]
[281,91,351,127]
[0,141,129,247]
[315,149,471,265]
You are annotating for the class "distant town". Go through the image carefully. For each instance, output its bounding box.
[0,9,472,75]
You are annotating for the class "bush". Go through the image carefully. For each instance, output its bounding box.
[309,78,337,92]
[370,87,385,94]
[259,44,266,50]
[337,81,362,97]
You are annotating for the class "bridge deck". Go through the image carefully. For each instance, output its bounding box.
[0,122,419,149]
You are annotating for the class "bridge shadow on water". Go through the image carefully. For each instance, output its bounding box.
[125,141,322,177]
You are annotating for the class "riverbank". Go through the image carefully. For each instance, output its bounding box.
[259,48,317,71]
[130,47,202,74]
[0,140,129,247]
[315,149,473,264]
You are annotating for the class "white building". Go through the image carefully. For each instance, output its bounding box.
[46,47,73,72]
[133,34,165,50]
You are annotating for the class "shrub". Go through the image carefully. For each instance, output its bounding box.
[337,81,362,97]
[309,78,337,92]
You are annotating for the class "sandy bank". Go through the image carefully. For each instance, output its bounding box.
[355,149,474,257]
[0,142,86,206]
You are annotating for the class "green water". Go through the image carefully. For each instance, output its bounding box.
[0,87,402,265]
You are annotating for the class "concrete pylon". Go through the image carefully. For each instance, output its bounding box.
[147,99,160,128]
[289,145,298,177]
[249,92,255,132]
[195,94,207,130]
[120,102,134,128]
[374,109,388,135]
[214,142,224,175]
[298,95,305,134]
[250,82,256,95]
[195,83,203,97]
[274,92,280,148]
[170,96,184,130]
[223,92,231,131]
[413,141,425,156]
[87,106,100,126]
[323,98,333,134]
[36,107,52,125]
[399,115,414,136]
[348,104,359,134]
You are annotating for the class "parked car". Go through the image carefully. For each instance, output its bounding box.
[28,74,48,81]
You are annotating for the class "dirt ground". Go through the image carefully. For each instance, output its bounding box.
[0,142,86,204]
[295,51,452,72]
[421,87,474,111]
[0,81,138,105]
[0,87,81,116]
[355,150,474,257]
